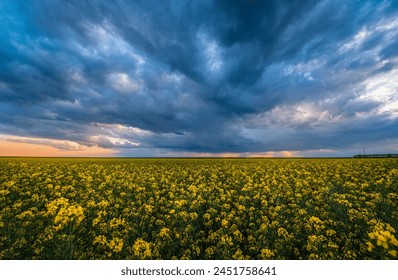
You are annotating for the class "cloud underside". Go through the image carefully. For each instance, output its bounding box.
[1,0,398,156]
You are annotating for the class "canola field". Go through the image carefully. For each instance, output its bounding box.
[0,157,398,260]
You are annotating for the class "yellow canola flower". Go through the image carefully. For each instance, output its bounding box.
[260,248,274,259]
[221,219,229,227]
[132,238,152,259]
[47,198,85,231]
[93,235,108,246]
[159,227,171,238]
[368,222,398,253]
[232,248,247,260]
[220,235,233,246]
[277,227,289,239]
[189,212,198,220]
[388,250,397,257]
[46,197,69,216]
[108,237,124,253]
[233,229,243,242]
[109,217,125,228]
[366,241,375,252]
[205,246,216,258]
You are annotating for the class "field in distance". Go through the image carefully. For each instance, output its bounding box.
[1,157,397,259]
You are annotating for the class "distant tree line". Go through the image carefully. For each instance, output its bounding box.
[353,154,398,158]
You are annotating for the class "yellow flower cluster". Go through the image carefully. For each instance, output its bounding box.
[0,157,397,259]
[367,221,398,257]
[46,198,85,231]
[132,238,152,259]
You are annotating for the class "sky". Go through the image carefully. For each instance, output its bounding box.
[1,0,398,157]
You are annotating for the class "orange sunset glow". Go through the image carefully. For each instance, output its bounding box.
[0,139,116,157]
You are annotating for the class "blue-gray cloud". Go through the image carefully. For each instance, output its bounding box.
[1,0,398,156]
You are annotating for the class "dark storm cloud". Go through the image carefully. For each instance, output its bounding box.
[1,0,398,155]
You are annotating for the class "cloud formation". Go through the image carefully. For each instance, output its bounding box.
[1,0,398,156]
